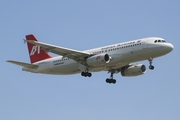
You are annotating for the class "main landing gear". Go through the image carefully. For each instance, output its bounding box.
[148,58,154,70]
[81,69,116,84]
[81,72,92,77]
[106,71,116,84]
[81,69,92,77]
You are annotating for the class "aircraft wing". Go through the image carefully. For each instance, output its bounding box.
[7,60,38,68]
[25,40,91,62]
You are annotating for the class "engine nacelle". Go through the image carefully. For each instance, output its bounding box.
[121,64,146,76]
[86,53,111,66]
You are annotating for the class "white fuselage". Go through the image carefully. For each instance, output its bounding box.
[22,37,173,75]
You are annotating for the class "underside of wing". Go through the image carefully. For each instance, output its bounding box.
[7,60,38,68]
[107,64,131,73]
[25,40,91,62]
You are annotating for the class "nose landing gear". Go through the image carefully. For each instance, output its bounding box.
[148,58,154,70]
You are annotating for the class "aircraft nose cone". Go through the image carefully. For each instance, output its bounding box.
[163,43,174,53]
[168,43,174,52]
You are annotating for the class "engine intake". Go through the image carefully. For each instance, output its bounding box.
[86,53,111,66]
[121,64,146,76]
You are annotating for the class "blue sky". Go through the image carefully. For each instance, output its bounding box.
[1,0,180,120]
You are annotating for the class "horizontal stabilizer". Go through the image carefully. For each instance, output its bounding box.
[7,60,38,68]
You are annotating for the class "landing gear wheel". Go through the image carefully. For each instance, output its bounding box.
[106,78,116,84]
[81,72,85,76]
[112,79,116,84]
[106,78,110,83]
[149,65,154,70]
[81,72,92,77]
[88,73,92,77]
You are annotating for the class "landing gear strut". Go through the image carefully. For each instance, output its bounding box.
[148,58,154,70]
[106,71,116,84]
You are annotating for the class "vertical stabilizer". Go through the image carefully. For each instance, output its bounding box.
[26,34,52,63]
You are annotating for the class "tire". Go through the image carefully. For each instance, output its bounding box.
[88,73,92,77]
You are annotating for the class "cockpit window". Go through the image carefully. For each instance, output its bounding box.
[154,39,166,43]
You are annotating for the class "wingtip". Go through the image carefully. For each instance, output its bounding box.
[6,60,14,63]
[6,60,11,62]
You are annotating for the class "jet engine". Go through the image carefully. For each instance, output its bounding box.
[121,64,146,76]
[86,53,111,66]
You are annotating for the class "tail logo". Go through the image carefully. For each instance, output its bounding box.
[30,45,40,56]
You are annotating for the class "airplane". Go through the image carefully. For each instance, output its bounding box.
[7,34,174,84]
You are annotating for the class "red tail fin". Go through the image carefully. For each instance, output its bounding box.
[26,34,52,63]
